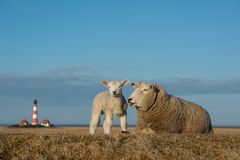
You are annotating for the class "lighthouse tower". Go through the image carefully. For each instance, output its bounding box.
[32,98,38,125]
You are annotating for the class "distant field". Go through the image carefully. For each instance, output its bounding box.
[0,127,240,159]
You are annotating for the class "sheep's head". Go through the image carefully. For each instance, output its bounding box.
[101,80,129,97]
[128,81,161,111]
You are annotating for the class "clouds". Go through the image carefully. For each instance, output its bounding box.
[0,66,103,106]
[0,66,240,104]
[159,78,240,95]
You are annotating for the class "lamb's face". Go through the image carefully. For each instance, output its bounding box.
[128,82,156,111]
[101,80,129,97]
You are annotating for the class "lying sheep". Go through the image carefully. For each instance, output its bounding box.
[128,81,213,134]
[90,80,129,135]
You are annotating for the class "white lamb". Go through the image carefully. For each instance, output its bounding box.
[90,80,130,135]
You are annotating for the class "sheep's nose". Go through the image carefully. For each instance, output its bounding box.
[128,98,132,103]
[113,91,117,95]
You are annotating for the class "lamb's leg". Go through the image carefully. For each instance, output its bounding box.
[90,111,101,135]
[103,113,113,135]
[119,113,128,133]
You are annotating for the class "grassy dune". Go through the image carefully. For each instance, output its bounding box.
[0,127,240,160]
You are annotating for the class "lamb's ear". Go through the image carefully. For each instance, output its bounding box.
[101,80,109,87]
[121,80,130,87]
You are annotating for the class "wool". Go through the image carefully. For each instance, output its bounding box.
[129,82,213,134]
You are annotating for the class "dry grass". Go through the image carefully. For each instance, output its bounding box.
[0,127,240,160]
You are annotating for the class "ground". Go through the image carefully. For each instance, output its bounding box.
[1,127,240,135]
[0,127,240,160]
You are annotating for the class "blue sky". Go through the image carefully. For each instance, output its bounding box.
[0,0,240,126]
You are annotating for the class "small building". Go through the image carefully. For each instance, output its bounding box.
[19,119,29,126]
[41,119,51,127]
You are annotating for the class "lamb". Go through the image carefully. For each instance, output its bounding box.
[90,80,130,135]
[128,81,213,134]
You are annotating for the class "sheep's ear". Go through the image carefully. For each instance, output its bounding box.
[131,82,138,89]
[121,80,130,86]
[149,84,154,89]
[101,80,109,87]
[149,84,160,93]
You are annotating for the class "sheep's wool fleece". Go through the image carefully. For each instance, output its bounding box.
[137,84,213,134]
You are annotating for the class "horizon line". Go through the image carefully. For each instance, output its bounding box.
[0,124,240,128]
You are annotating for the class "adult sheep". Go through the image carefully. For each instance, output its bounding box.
[128,82,213,134]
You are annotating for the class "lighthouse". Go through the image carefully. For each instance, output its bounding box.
[32,98,38,125]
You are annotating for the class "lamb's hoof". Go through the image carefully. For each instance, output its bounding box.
[121,131,129,134]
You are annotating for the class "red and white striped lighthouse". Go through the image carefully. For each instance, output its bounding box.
[32,98,38,125]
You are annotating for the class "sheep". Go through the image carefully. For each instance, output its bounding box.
[90,80,130,135]
[128,81,213,134]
